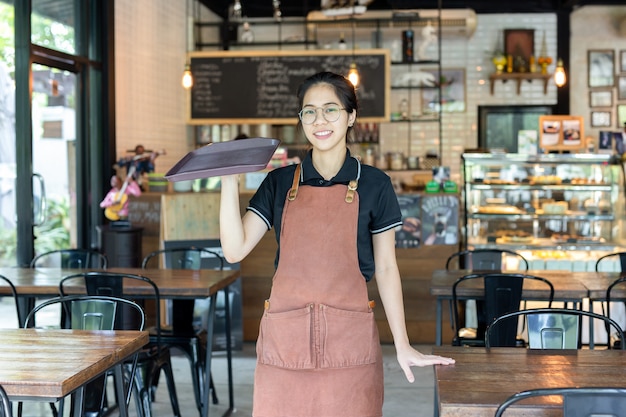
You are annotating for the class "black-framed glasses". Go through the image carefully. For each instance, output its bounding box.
[298,105,345,124]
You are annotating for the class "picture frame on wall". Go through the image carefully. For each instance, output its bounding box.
[504,29,534,72]
[539,115,585,151]
[621,50,626,73]
[591,111,612,128]
[589,90,612,107]
[618,76,626,101]
[588,50,615,87]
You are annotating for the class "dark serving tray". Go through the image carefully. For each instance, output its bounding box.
[165,137,281,181]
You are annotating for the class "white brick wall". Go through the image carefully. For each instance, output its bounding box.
[115,0,191,174]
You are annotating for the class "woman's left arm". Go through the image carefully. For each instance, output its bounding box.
[372,229,455,382]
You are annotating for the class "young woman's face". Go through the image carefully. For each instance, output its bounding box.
[300,83,356,153]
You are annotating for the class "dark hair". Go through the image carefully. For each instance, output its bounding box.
[296,71,358,143]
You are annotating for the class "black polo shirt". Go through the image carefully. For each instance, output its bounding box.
[247,149,402,281]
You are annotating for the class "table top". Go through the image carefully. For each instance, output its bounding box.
[0,328,148,400]
[0,267,241,299]
[432,346,626,417]
[430,269,589,301]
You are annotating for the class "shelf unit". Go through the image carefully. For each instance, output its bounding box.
[489,72,553,95]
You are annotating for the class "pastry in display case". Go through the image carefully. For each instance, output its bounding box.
[461,153,626,271]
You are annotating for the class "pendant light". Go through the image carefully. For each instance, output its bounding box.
[554,58,566,87]
[347,6,360,87]
[181,0,193,89]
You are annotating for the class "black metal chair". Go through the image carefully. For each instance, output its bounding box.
[494,387,626,417]
[22,295,145,417]
[452,272,553,347]
[30,249,108,269]
[0,384,13,417]
[59,271,181,417]
[141,246,225,410]
[0,274,22,327]
[485,307,625,350]
[445,248,529,271]
[595,252,626,272]
[606,276,626,349]
[445,249,530,342]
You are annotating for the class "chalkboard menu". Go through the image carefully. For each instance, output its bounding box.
[188,49,390,124]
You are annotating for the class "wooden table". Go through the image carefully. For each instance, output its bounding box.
[0,328,147,417]
[0,267,241,417]
[430,269,590,346]
[572,271,626,302]
[432,346,626,417]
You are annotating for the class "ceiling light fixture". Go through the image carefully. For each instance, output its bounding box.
[347,4,360,87]
[554,58,566,87]
[181,0,194,89]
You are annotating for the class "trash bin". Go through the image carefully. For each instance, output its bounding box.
[97,224,143,267]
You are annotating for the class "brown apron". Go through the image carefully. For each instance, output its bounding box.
[253,164,383,417]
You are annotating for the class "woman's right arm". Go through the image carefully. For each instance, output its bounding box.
[219,174,269,264]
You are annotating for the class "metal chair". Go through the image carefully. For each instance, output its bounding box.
[30,249,108,269]
[0,384,13,417]
[59,271,181,417]
[452,272,554,347]
[23,295,145,417]
[141,246,224,410]
[485,307,625,349]
[606,276,626,349]
[445,249,529,342]
[595,252,626,272]
[494,387,626,417]
[0,274,22,328]
[445,248,529,271]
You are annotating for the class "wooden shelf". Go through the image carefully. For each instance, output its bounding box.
[489,72,552,95]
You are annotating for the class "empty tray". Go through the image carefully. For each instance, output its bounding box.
[165,137,281,181]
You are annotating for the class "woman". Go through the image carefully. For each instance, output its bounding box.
[220,71,454,417]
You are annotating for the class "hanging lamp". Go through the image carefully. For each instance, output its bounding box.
[181,0,194,89]
[554,58,566,87]
[347,7,360,87]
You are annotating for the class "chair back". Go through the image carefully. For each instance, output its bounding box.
[141,246,225,334]
[0,384,12,417]
[0,275,22,328]
[452,273,554,346]
[494,387,626,417]
[486,307,625,349]
[30,249,108,269]
[446,249,528,271]
[59,272,157,340]
[24,294,145,331]
[141,246,224,271]
[596,252,626,272]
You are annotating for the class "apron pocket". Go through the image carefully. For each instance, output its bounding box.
[257,305,314,369]
[320,304,378,368]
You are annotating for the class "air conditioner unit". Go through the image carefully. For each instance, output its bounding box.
[306,9,477,40]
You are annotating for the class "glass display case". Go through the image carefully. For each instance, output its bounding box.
[461,153,626,270]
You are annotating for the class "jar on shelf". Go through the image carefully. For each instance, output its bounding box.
[389,152,404,170]
[375,153,388,170]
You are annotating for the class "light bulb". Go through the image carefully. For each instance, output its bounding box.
[182,64,193,89]
[348,62,360,87]
[554,58,566,87]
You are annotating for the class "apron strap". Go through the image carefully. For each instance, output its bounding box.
[288,164,301,201]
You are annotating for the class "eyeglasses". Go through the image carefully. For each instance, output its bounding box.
[298,105,345,125]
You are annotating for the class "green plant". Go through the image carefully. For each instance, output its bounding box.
[34,195,71,254]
